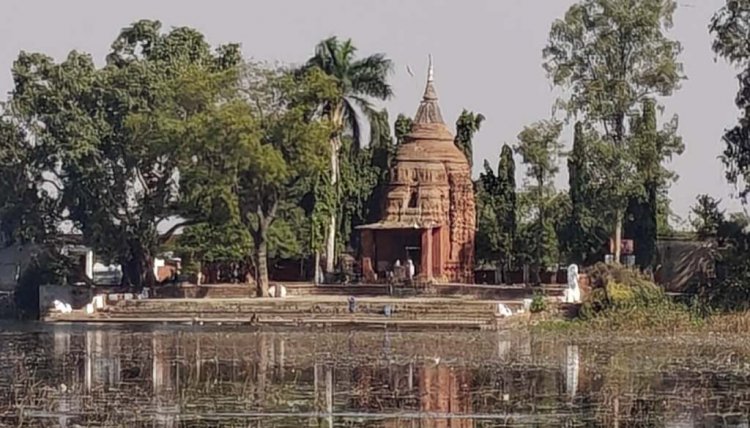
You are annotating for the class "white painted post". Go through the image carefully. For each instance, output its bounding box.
[85,250,94,281]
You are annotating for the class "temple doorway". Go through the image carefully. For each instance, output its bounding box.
[405,246,421,275]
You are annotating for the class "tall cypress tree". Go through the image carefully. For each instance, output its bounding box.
[626,99,659,269]
[565,121,611,265]
[497,144,517,278]
[477,144,517,283]
[568,122,592,264]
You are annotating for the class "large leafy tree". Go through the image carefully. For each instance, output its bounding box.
[544,0,684,263]
[710,0,750,199]
[181,65,334,295]
[515,120,564,282]
[9,20,241,287]
[454,110,485,168]
[302,37,393,275]
[477,144,517,282]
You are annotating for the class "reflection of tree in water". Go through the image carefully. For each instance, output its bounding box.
[5,329,750,426]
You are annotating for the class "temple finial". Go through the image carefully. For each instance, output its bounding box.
[414,54,443,124]
[427,54,433,82]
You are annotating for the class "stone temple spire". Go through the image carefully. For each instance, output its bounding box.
[414,55,444,124]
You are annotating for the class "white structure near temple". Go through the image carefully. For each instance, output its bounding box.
[564,264,581,304]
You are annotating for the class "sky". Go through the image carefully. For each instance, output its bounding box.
[0,0,744,224]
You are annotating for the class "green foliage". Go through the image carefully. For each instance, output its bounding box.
[578,263,695,330]
[545,0,685,260]
[364,109,396,224]
[394,114,413,145]
[174,222,253,266]
[564,122,609,264]
[8,20,241,287]
[180,65,335,295]
[337,136,379,253]
[454,109,485,168]
[515,120,563,190]
[515,120,563,276]
[530,292,548,313]
[544,0,683,140]
[0,119,58,245]
[625,100,659,267]
[690,195,725,238]
[710,0,750,199]
[476,144,517,274]
[691,203,750,311]
[302,36,394,272]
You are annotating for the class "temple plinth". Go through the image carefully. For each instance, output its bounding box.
[358,59,476,284]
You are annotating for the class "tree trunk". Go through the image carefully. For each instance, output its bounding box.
[325,137,340,275]
[325,212,336,275]
[121,245,155,289]
[255,233,270,297]
[614,209,623,264]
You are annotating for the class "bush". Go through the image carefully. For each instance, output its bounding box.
[530,293,547,313]
[576,263,697,330]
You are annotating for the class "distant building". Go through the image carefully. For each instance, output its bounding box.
[655,236,717,293]
[357,61,476,283]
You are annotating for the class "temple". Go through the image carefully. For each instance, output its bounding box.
[358,57,476,284]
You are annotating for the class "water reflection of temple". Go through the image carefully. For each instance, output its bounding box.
[22,327,743,427]
[40,328,587,426]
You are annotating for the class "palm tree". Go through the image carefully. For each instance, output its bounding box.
[304,37,393,275]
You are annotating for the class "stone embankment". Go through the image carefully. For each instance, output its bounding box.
[44,284,566,330]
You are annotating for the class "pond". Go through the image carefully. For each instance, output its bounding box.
[1,322,749,427]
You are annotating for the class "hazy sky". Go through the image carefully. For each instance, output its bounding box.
[0,0,743,222]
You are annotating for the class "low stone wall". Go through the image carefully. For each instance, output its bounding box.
[154,283,253,299]
[290,283,566,300]
[149,282,565,300]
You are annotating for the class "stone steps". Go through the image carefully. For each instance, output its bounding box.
[58,296,525,326]
[108,298,516,315]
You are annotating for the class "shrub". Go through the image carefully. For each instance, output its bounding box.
[577,263,696,330]
[530,293,547,313]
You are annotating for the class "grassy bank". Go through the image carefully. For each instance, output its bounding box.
[531,264,750,335]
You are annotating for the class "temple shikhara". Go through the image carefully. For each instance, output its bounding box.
[359,60,476,284]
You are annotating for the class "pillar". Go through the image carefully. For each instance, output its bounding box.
[420,228,433,282]
[432,227,444,279]
[85,249,94,280]
[360,230,376,282]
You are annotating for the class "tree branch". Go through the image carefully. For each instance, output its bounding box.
[158,219,202,245]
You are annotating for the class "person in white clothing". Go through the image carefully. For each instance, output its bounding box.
[406,258,415,280]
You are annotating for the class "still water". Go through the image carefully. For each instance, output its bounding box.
[1,322,750,427]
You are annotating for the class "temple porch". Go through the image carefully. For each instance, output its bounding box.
[358,223,447,284]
